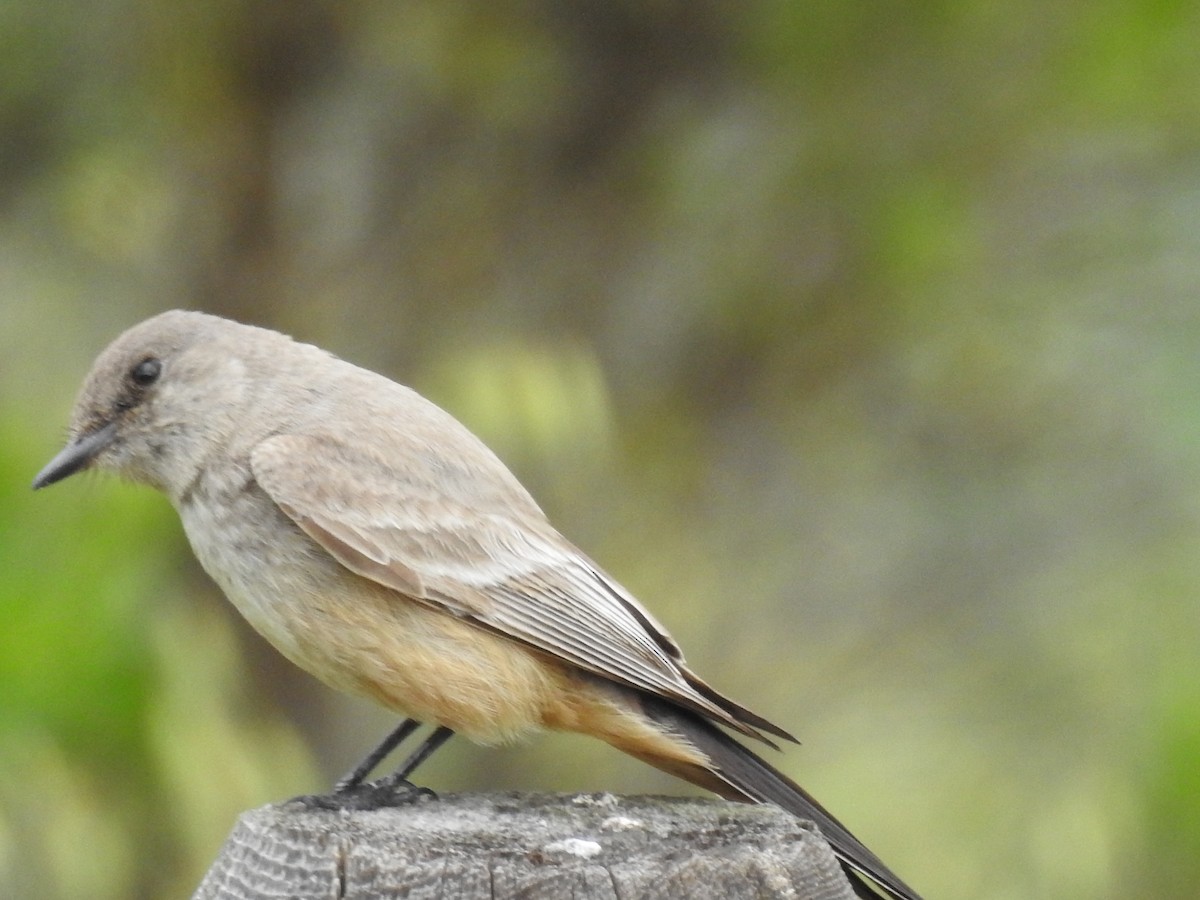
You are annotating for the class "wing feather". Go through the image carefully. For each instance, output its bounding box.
[249,432,782,739]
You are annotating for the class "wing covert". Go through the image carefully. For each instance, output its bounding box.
[249,432,764,735]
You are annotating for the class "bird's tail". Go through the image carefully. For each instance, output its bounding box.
[628,696,922,900]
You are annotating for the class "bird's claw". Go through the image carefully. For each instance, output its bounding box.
[290,777,437,811]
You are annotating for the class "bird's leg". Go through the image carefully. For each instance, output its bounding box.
[291,723,456,811]
[291,718,426,811]
[335,717,421,792]
[377,725,455,791]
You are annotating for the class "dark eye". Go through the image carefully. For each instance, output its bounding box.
[130,357,162,387]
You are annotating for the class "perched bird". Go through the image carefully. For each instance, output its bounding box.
[35,310,921,899]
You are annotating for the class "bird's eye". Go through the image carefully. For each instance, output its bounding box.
[130,357,162,387]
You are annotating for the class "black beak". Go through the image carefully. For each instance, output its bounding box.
[32,422,118,489]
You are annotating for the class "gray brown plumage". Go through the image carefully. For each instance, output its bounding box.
[34,310,921,899]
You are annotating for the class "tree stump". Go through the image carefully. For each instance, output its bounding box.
[193,792,856,899]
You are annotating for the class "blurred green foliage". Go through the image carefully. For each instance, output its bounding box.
[3,1,1200,898]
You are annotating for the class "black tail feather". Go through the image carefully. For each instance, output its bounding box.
[640,697,922,900]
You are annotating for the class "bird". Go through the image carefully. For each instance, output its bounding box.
[34,310,922,899]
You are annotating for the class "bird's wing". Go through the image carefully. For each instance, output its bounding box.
[249,432,784,739]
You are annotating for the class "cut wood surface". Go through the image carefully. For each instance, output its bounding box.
[193,792,857,899]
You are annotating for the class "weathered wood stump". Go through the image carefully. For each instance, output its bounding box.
[193,792,855,899]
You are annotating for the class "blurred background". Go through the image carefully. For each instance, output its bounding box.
[1,2,1198,898]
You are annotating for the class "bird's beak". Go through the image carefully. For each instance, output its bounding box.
[32,421,118,489]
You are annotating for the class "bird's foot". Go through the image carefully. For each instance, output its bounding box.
[290,775,437,811]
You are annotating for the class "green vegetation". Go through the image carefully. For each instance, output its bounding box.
[3,2,1200,897]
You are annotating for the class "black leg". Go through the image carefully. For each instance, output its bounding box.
[385,726,455,785]
[335,718,421,792]
[290,721,454,812]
